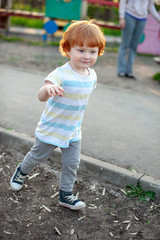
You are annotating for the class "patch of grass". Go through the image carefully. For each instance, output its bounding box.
[106,46,118,53]
[11,16,44,29]
[8,56,19,62]
[0,34,43,46]
[153,72,160,82]
[145,220,150,225]
[103,28,121,37]
[48,41,60,47]
[33,223,39,226]
[5,127,14,130]
[0,34,24,42]
[0,34,115,54]
[125,174,156,203]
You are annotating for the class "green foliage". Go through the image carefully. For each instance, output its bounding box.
[125,175,156,203]
[0,34,24,42]
[12,3,45,13]
[103,28,121,36]
[10,17,44,29]
[153,72,160,82]
[0,34,43,46]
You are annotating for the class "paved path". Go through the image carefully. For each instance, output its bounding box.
[0,64,160,180]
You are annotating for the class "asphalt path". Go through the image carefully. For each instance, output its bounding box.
[0,64,160,180]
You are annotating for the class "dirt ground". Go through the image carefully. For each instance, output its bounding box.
[0,143,160,240]
[0,40,160,240]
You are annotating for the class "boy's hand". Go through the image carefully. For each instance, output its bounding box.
[38,81,64,102]
[46,84,64,97]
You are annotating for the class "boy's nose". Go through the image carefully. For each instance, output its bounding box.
[84,52,90,58]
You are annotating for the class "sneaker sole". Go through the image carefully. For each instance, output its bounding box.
[10,178,23,191]
[59,201,86,210]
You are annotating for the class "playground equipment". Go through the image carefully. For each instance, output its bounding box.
[0,0,120,35]
[43,0,88,40]
[1,1,159,55]
[137,12,160,55]
[45,0,86,20]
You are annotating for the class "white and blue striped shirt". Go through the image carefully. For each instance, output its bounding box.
[35,62,97,148]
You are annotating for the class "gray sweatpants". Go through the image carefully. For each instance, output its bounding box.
[21,137,81,192]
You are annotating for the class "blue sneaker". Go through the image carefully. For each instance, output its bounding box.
[10,164,27,191]
[59,190,86,210]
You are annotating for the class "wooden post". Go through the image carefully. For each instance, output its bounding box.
[0,0,12,34]
[81,1,88,19]
[6,0,12,33]
[8,0,12,9]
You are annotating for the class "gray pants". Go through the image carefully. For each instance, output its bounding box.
[21,138,81,192]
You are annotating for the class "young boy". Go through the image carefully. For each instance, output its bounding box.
[10,20,105,210]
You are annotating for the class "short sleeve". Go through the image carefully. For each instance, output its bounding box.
[44,67,63,86]
[90,68,97,89]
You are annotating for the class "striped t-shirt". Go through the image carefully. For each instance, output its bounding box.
[35,62,97,148]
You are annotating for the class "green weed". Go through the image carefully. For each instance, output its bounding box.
[125,174,156,203]
[153,72,160,82]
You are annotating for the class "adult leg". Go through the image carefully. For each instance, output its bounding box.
[117,14,136,75]
[126,20,146,75]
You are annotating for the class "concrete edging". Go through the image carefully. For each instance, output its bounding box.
[0,127,160,197]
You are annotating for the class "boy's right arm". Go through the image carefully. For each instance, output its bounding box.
[38,81,64,102]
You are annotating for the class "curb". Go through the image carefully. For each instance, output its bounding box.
[0,127,160,197]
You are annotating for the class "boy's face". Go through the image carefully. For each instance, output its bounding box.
[67,44,99,72]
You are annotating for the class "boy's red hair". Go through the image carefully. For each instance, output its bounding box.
[59,20,106,57]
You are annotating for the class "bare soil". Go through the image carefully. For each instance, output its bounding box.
[1,143,160,240]
[0,41,160,240]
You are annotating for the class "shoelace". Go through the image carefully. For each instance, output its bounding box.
[14,172,26,183]
[65,194,78,203]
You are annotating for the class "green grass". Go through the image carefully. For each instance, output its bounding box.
[0,34,60,47]
[153,72,160,82]
[103,28,121,37]
[11,16,44,29]
[0,34,24,42]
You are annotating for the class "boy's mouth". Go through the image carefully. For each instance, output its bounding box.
[81,61,90,64]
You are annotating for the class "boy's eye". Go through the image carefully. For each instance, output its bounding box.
[78,49,84,52]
